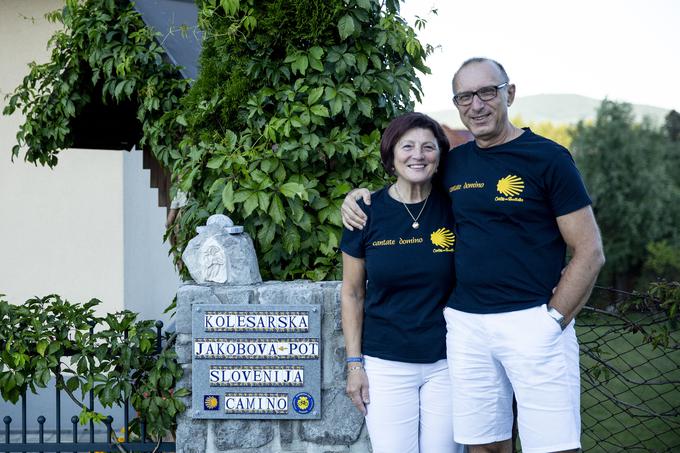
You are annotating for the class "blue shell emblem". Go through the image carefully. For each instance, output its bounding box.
[292,392,314,414]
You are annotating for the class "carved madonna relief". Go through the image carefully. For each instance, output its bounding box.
[182,214,262,285]
[200,237,228,283]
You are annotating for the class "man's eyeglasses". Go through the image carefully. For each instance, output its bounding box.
[452,82,509,106]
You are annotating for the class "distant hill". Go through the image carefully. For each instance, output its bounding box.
[427,94,670,128]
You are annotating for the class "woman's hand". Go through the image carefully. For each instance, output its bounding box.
[346,367,370,415]
[341,188,372,230]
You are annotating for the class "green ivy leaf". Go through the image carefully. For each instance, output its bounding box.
[309,46,324,60]
[357,97,372,117]
[36,340,49,357]
[243,193,259,217]
[308,47,324,72]
[356,54,368,74]
[260,157,279,173]
[297,212,313,232]
[291,55,309,75]
[224,130,238,150]
[330,97,343,116]
[206,156,226,169]
[269,194,285,225]
[222,182,235,211]
[307,87,324,105]
[331,182,352,198]
[220,0,240,15]
[310,105,330,118]
[309,57,324,72]
[257,191,271,212]
[338,15,355,40]
[279,182,307,199]
[257,220,277,247]
[67,376,80,392]
[283,227,301,254]
[173,388,190,398]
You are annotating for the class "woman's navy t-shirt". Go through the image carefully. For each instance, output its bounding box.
[340,186,456,363]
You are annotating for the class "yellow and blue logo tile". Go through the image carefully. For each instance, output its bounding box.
[292,392,314,414]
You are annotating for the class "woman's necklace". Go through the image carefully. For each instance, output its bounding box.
[393,184,430,229]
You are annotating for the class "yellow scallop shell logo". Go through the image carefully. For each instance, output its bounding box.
[431,228,455,248]
[497,175,524,196]
[204,395,219,410]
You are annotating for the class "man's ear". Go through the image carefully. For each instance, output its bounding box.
[506,83,516,107]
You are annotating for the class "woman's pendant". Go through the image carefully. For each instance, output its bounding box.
[412,222,419,229]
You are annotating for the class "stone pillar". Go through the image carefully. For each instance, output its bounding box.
[174,215,371,452]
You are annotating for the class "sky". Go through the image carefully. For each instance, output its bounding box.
[399,0,680,113]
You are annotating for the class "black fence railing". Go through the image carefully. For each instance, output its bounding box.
[0,321,175,453]
[578,302,680,453]
[513,286,680,452]
[2,296,678,452]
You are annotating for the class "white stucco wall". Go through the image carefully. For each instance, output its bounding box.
[123,148,180,324]
[0,0,123,314]
[0,0,179,321]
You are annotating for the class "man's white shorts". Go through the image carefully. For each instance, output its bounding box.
[444,305,581,453]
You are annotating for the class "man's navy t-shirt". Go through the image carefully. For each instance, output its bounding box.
[442,128,591,314]
[340,187,456,363]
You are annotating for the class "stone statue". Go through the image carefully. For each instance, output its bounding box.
[182,214,262,285]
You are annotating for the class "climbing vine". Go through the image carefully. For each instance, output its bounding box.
[2,0,189,167]
[171,0,434,280]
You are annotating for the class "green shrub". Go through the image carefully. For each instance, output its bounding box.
[171,0,432,280]
[0,294,185,440]
[2,0,189,168]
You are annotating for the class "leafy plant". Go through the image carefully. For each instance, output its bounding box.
[0,294,186,440]
[644,241,680,281]
[170,0,433,280]
[2,0,189,167]
[598,280,680,348]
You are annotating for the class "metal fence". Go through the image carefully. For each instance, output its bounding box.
[2,297,678,452]
[0,321,175,453]
[578,294,680,452]
[513,287,680,452]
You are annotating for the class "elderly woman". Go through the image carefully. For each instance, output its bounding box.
[341,112,464,453]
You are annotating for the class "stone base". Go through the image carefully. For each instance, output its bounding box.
[175,281,372,453]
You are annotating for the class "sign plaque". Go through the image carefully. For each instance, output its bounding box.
[191,304,321,419]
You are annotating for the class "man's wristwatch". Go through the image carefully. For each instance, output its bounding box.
[546,305,568,330]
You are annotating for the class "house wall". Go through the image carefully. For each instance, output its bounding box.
[0,0,178,320]
[123,148,180,324]
[0,0,124,314]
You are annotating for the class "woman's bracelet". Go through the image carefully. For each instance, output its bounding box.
[346,356,364,364]
[347,365,364,372]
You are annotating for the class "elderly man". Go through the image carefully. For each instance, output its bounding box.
[341,58,605,453]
